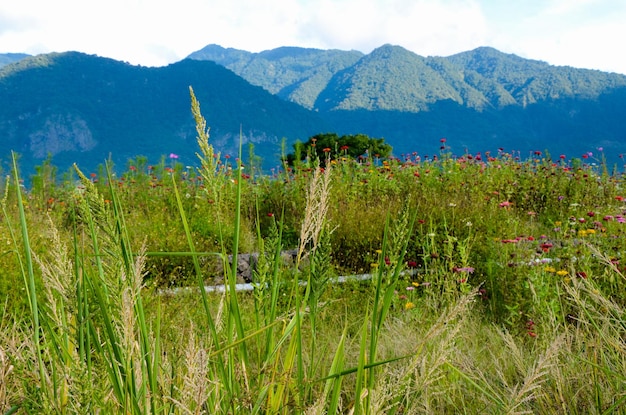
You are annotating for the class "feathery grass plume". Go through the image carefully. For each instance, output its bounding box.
[297,160,332,266]
[504,336,564,414]
[385,201,412,267]
[173,324,213,414]
[34,214,74,331]
[190,86,221,204]
[32,214,101,413]
[383,291,476,412]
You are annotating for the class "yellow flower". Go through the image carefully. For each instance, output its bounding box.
[371,263,379,268]
[544,266,556,273]
[375,249,382,254]
[412,282,420,287]
[555,221,562,226]
[556,270,568,276]
[405,302,416,310]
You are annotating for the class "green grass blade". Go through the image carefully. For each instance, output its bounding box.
[10,152,47,398]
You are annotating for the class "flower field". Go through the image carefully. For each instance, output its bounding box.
[1,92,625,413]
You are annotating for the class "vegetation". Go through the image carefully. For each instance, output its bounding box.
[1,91,626,413]
[284,133,392,166]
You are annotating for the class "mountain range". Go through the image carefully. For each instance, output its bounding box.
[1,44,625,177]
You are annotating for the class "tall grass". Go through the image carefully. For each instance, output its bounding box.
[2,93,626,413]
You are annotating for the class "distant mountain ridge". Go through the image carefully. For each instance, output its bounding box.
[1,44,626,176]
[188,44,626,111]
[188,45,364,109]
[0,53,30,68]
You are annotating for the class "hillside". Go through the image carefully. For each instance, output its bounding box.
[1,45,626,177]
[0,52,327,175]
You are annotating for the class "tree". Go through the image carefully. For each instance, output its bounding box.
[285,132,392,166]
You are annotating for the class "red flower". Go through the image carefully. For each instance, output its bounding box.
[340,145,349,151]
[440,138,446,143]
[323,147,331,153]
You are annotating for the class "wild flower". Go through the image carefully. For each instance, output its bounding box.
[499,201,512,208]
[404,301,416,310]
[544,266,556,273]
[556,270,568,277]
[453,266,475,273]
[169,153,179,159]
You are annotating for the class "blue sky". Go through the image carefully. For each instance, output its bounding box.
[1,0,625,74]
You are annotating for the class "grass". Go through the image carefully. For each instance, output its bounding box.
[1,91,626,413]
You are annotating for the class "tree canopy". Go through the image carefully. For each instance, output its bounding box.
[285,132,392,165]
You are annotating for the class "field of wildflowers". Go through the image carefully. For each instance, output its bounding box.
[0,90,625,413]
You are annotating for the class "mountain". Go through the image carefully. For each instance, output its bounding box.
[0,53,30,68]
[188,44,626,163]
[1,45,626,177]
[188,44,363,109]
[0,52,326,176]
[315,44,462,111]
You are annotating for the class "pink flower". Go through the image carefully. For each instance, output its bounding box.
[169,153,179,159]
[499,201,512,208]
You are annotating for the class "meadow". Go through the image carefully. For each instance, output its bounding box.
[1,90,625,414]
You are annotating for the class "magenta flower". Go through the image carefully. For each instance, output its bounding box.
[169,153,179,159]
